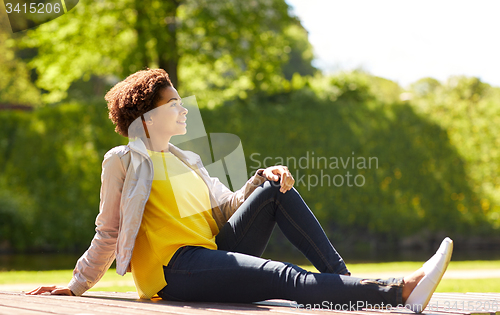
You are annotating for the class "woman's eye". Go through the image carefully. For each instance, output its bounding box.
[171,102,177,107]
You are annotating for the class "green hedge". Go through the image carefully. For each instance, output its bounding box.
[0,73,498,253]
[201,81,495,242]
[0,103,124,251]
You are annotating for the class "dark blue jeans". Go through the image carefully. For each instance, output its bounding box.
[157,180,403,307]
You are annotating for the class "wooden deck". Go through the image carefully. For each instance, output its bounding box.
[1,291,499,315]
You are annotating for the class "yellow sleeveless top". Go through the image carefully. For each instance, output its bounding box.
[130,150,219,299]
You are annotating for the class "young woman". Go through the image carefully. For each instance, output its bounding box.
[29,68,453,313]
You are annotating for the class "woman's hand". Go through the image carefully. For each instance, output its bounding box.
[262,165,295,193]
[27,285,74,296]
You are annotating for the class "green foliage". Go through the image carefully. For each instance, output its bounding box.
[18,0,136,103]
[1,0,496,257]
[410,77,441,99]
[409,76,500,229]
[200,73,493,245]
[176,0,306,107]
[0,14,41,106]
[281,22,317,80]
[0,102,124,251]
[0,72,498,253]
[0,182,34,251]
[15,0,310,106]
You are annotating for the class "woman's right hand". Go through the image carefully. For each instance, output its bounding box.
[27,285,74,296]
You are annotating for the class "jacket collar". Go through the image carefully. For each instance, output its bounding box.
[128,137,198,167]
[128,137,149,157]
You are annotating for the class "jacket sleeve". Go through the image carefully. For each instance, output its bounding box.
[67,151,125,296]
[201,165,268,220]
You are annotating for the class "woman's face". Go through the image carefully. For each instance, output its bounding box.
[146,86,188,140]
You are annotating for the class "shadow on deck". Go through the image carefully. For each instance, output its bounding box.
[1,291,499,315]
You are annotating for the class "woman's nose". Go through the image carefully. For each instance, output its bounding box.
[181,105,188,115]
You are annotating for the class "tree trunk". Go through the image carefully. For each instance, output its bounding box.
[134,0,150,70]
[157,1,181,88]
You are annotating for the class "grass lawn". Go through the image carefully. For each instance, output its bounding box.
[1,260,498,293]
[303,260,500,293]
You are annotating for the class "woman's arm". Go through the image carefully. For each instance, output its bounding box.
[68,150,125,295]
[27,285,74,296]
[203,164,295,220]
[29,149,126,296]
[259,165,295,193]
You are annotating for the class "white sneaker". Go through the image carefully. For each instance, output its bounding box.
[405,237,453,313]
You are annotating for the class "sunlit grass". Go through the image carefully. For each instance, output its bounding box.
[299,261,500,293]
[300,260,500,273]
[0,269,134,290]
[1,261,499,293]
[436,279,500,293]
[0,270,74,285]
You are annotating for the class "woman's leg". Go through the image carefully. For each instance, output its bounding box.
[158,246,403,307]
[216,180,350,275]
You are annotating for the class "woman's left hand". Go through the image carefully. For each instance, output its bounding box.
[261,165,295,193]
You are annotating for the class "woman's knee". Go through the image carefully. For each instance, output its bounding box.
[261,179,301,199]
[260,179,281,194]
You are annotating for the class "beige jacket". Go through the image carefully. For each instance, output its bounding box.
[67,138,266,296]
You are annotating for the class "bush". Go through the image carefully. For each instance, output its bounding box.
[0,72,498,253]
[0,102,123,251]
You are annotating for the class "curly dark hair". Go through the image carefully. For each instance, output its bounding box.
[105,68,173,137]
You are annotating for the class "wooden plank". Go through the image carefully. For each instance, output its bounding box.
[465,293,500,300]
[0,292,310,315]
[2,291,500,315]
[0,291,390,315]
[0,294,123,315]
[0,305,54,315]
[0,292,187,315]
[430,293,500,315]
